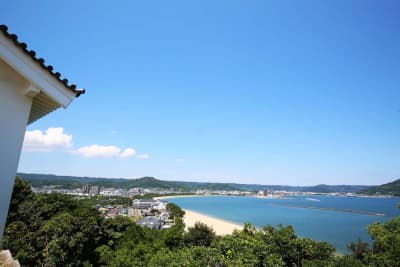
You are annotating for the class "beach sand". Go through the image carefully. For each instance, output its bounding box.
[183,209,243,235]
[153,195,243,235]
[153,195,200,200]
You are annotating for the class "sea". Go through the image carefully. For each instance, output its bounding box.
[167,195,400,253]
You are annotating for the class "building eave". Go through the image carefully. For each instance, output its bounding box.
[0,25,86,124]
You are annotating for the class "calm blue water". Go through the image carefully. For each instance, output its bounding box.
[168,195,400,253]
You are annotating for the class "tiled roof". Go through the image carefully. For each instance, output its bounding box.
[0,24,85,97]
[134,199,157,203]
[137,216,161,224]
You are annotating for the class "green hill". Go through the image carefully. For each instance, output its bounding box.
[16,173,190,190]
[359,179,400,196]
[17,172,371,193]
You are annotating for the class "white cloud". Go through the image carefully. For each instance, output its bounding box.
[120,148,136,158]
[137,154,150,160]
[23,128,149,160]
[23,128,72,152]
[76,145,122,158]
[75,145,138,158]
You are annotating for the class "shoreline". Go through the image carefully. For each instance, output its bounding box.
[183,209,346,255]
[154,194,227,200]
[183,209,243,236]
[153,194,201,200]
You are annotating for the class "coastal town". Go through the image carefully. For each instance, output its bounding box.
[32,183,391,200]
[24,181,392,234]
[95,198,174,230]
[29,182,246,235]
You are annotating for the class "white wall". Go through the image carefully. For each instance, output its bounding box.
[0,59,32,242]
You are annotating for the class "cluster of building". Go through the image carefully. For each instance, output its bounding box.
[31,185,102,196]
[97,205,129,218]
[33,184,259,198]
[95,198,173,230]
[257,189,288,198]
[99,187,189,197]
[257,189,364,198]
[31,186,76,195]
[195,189,252,196]
[81,184,101,195]
[133,199,173,230]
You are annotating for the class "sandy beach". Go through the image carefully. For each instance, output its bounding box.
[154,194,232,200]
[153,195,200,200]
[153,195,243,235]
[183,209,243,235]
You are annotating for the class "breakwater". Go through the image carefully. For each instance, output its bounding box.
[269,203,385,217]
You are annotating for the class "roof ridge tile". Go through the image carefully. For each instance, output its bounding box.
[0,24,85,97]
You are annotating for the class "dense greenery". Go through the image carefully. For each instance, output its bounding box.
[359,179,400,196]
[77,195,132,208]
[76,194,189,209]
[18,172,371,193]
[166,203,186,219]
[2,177,399,266]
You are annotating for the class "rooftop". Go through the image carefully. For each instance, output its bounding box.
[0,24,85,123]
[137,216,161,224]
[133,199,157,203]
[0,25,84,97]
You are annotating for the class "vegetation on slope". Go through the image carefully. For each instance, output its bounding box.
[17,173,190,190]
[359,179,400,196]
[2,177,399,266]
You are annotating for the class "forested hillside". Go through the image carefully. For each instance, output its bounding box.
[359,179,400,196]
[18,172,371,193]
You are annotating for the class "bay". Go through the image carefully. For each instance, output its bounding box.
[167,195,400,253]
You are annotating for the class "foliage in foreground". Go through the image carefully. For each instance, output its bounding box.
[1,177,400,266]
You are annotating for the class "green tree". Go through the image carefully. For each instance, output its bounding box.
[99,216,132,249]
[332,255,365,267]
[95,244,115,266]
[1,221,37,264]
[167,203,185,219]
[184,222,216,247]
[215,226,266,266]
[264,224,300,266]
[347,238,370,263]
[164,224,185,249]
[6,176,33,224]
[299,238,335,263]
[367,216,400,266]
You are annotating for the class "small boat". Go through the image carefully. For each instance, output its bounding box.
[305,197,320,202]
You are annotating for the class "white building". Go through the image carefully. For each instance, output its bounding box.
[136,216,162,230]
[0,25,84,242]
[132,199,158,209]
[127,208,140,218]
[159,211,170,221]
[154,201,167,211]
[129,187,144,196]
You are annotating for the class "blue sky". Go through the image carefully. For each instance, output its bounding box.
[3,1,400,185]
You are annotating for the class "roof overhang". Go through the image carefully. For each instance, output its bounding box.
[0,25,84,124]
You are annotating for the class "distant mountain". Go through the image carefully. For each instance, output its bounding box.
[17,173,190,190]
[17,172,371,193]
[358,179,400,196]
